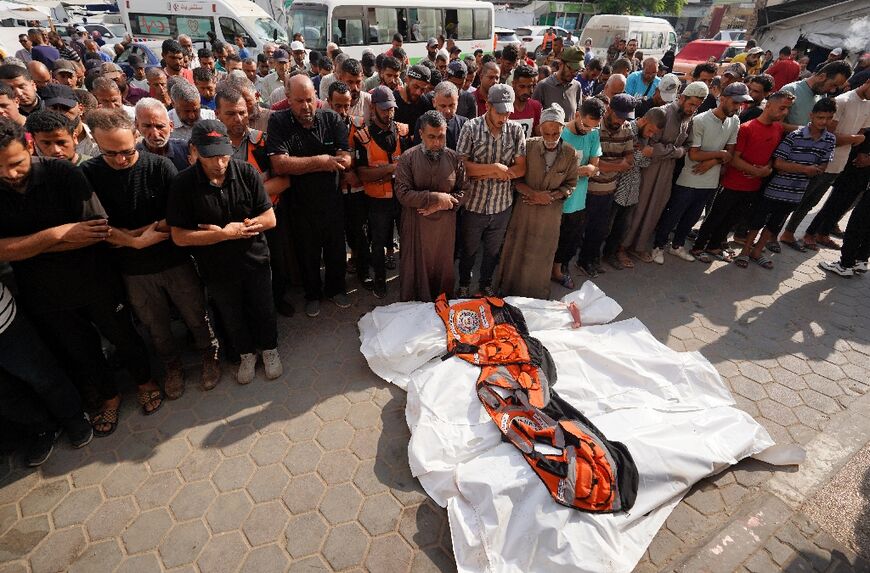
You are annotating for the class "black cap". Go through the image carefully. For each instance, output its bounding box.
[190,120,233,157]
[610,93,636,119]
[406,64,431,82]
[447,60,467,78]
[272,49,289,63]
[39,84,78,108]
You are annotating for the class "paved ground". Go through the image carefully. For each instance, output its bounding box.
[1,217,869,573]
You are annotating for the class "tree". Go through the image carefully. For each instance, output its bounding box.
[596,0,688,16]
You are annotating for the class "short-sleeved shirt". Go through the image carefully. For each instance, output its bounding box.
[767,58,801,91]
[31,45,60,67]
[764,126,836,203]
[781,80,819,126]
[588,120,634,196]
[393,89,433,130]
[456,114,527,214]
[827,89,870,173]
[265,108,350,211]
[0,158,112,313]
[168,108,217,141]
[560,126,601,212]
[676,109,740,189]
[721,118,784,192]
[81,151,187,276]
[624,71,660,99]
[509,98,542,139]
[166,159,272,282]
[532,75,583,118]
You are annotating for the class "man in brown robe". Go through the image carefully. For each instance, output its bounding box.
[622,81,708,262]
[395,110,466,302]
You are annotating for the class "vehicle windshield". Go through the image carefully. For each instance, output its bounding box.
[515,28,532,37]
[108,24,128,38]
[580,28,625,57]
[246,16,288,44]
[288,4,327,51]
[676,42,728,62]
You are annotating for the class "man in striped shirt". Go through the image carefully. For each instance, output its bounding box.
[736,97,836,269]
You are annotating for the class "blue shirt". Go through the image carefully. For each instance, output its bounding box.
[201,96,216,110]
[624,71,660,99]
[764,125,835,203]
[560,127,602,213]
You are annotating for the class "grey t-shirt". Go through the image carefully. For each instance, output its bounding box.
[676,109,739,189]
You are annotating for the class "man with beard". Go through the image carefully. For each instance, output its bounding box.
[445,60,477,119]
[395,64,434,129]
[267,75,352,318]
[474,62,500,116]
[739,74,774,123]
[353,86,412,298]
[145,68,172,109]
[623,81,707,262]
[533,46,584,118]
[0,65,43,117]
[99,62,148,106]
[425,38,439,64]
[651,83,748,264]
[395,110,465,301]
[780,61,853,130]
[577,58,602,97]
[0,84,25,126]
[456,84,527,296]
[257,48,289,105]
[625,57,660,99]
[622,38,640,71]
[134,97,190,171]
[338,58,371,121]
[40,83,99,157]
[24,110,86,164]
[510,64,542,137]
[178,34,198,69]
[635,73,680,117]
[162,40,193,83]
[363,55,401,92]
[414,81,467,150]
[168,81,216,141]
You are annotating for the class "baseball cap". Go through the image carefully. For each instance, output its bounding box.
[371,85,397,110]
[723,62,746,78]
[682,81,710,99]
[272,49,289,63]
[657,73,680,102]
[75,25,87,33]
[447,60,467,79]
[450,46,462,55]
[747,47,764,56]
[722,82,753,103]
[831,47,843,56]
[290,41,305,52]
[426,38,438,48]
[190,120,233,157]
[487,84,515,113]
[99,62,123,78]
[406,64,431,82]
[559,46,584,67]
[53,59,77,75]
[39,84,78,109]
[610,93,636,119]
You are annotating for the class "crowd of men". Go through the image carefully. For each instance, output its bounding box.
[0,27,868,466]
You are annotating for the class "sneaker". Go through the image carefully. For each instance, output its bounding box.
[456,286,470,298]
[359,273,374,290]
[200,350,221,391]
[329,292,351,308]
[163,359,185,400]
[305,299,320,318]
[854,261,868,273]
[66,415,93,449]
[819,260,854,278]
[578,263,599,278]
[479,285,496,297]
[668,246,695,262]
[652,248,665,265]
[372,280,386,299]
[27,429,60,467]
[236,353,257,384]
[262,349,283,380]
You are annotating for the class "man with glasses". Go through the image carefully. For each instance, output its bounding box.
[15,34,33,64]
[532,46,584,118]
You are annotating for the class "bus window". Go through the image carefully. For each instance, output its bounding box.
[333,5,364,45]
[473,9,490,41]
[408,8,441,42]
[367,7,400,45]
[220,17,256,47]
[445,8,472,40]
[130,13,172,37]
[177,16,214,41]
[288,4,327,50]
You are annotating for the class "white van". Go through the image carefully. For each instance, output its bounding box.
[119,0,287,55]
[580,15,677,62]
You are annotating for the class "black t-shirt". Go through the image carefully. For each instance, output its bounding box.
[166,159,272,282]
[458,91,477,120]
[739,104,763,124]
[81,151,188,276]
[0,158,113,313]
[393,89,433,132]
[265,108,350,212]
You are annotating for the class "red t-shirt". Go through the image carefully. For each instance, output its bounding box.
[767,59,801,91]
[510,98,542,138]
[721,119,784,192]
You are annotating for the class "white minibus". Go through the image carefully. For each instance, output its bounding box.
[580,15,677,62]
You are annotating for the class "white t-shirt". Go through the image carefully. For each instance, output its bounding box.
[827,89,870,174]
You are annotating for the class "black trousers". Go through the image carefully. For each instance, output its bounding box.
[806,168,869,236]
[694,188,757,252]
[265,199,293,304]
[783,173,838,234]
[458,209,512,288]
[207,263,278,355]
[554,210,585,265]
[579,194,615,266]
[0,309,85,434]
[289,201,347,300]
[604,203,634,257]
[840,188,870,268]
[367,196,400,281]
[344,191,370,274]
[28,298,151,404]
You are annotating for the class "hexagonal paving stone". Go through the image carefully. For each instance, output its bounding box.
[283,441,323,476]
[729,376,767,401]
[399,502,444,548]
[0,503,17,536]
[318,482,363,525]
[349,427,380,460]
[67,539,123,573]
[315,421,355,451]
[366,534,413,572]
[115,552,163,573]
[284,512,328,558]
[122,508,173,554]
[756,399,799,427]
[158,520,210,568]
[316,450,359,485]
[808,360,845,381]
[282,412,322,443]
[798,389,841,415]
[101,462,150,498]
[249,433,291,466]
[170,480,217,521]
[321,522,368,570]
[135,471,182,511]
[196,531,247,573]
[241,501,289,546]
[282,473,325,514]
[313,395,351,422]
[246,464,290,503]
[0,515,50,562]
[359,493,402,535]
[239,544,290,573]
[345,401,381,429]
[212,456,256,492]
[147,439,192,473]
[178,448,222,482]
[353,459,389,496]
[85,497,136,541]
[287,555,331,573]
[29,524,86,573]
[217,425,259,458]
[19,480,70,517]
[765,383,803,408]
[206,490,253,533]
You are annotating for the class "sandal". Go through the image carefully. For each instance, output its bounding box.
[551,273,575,289]
[92,408,119,437]
[815,236,840,250]
[629,250,653,263]
[750,254,774,270]
[617,252,634,269]
[137,387,164,416]
[710,249,734,263]
[782,239,807,253]
[734,255,750,268]
[765,241,782,254]
[803,241,819,252]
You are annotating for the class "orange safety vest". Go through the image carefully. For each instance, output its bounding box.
[351,120,409,199]
[238,129,281,204]
[434,294,639,513]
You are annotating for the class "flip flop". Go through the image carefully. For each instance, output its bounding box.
[92,408,119,437]
[803,241,820,252]
[617,252,635,268]
[137,387,164,416]
[765,241,782,254]
[551,274,575,289]
[782,239,807,253]
[709,250,734,263]
[734,255,750,268]
[815,236,840,250]
[750,254,774,270]
[692,250,713,263]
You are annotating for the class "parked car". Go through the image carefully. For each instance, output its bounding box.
[672,40,746,78]
[707,29,746,42]
[495,27,519,51]
[114,42,160,66]
[515,25,569,55]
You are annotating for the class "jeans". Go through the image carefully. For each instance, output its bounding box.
[693,188,757,252]
[289,201,347,301]
[366,196,400,281]
[344,191,370,274]
[206,263,278,356]
[806,169,868,236]
[0,308,84,433]
[654,185,714,249]
[579,194,614,266]
[840,188,870,268]
[554,210,585,265]
[783,172,838,234]
[459,208,512,288]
